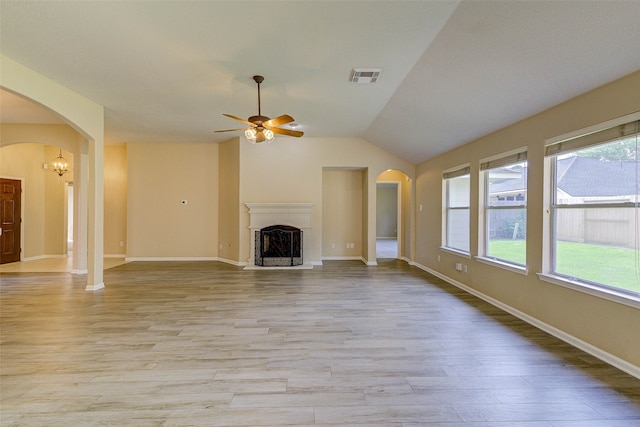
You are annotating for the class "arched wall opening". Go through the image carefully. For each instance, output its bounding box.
[1,55,105,290]
[376,169,413,262]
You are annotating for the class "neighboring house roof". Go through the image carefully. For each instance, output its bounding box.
[557,157,638,197]
[490,167,527,194]
[489,157,639,197]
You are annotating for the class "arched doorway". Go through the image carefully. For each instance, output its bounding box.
[376,169,411,260]
[1,56,105,290]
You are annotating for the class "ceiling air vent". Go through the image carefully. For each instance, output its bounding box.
[349,68,382,84]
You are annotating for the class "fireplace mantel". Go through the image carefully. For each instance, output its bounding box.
[245,203,314,269]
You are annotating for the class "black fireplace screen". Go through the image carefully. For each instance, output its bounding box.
[255,225,303,266]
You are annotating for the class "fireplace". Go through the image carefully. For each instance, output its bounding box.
[245,203,313,269]
[255,225,302,266]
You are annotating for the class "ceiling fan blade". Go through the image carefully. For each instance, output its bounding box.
[271,127,304,138]
[215,127,250,133]
[223,114,256,127]
[263,114,294,128]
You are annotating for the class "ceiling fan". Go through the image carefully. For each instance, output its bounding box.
[215,75,304,143]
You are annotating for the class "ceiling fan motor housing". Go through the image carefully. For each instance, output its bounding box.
[249,115,270,126]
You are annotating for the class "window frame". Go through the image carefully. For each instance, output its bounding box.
[477,149,528,271]
[442,165,471,255]
[540,111,640,307]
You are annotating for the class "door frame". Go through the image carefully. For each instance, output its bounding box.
[376,180,402,259]
[0,176,25,263]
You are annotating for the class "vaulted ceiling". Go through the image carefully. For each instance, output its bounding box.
[2,1,639,163]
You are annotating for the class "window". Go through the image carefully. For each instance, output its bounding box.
[443,166,470,253]
[545,114,639,298]
[481,152,527,266]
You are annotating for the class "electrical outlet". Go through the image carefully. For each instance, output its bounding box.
[437,255,441,262]
[331,243,335,249]
[219,243,223,250]
[463,264,468,273]
[455,263,462,271]
[119,241,124,247]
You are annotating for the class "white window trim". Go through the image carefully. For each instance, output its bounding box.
[442,164,471,254]
[476,256,528,275]
[479,148,528,269]
[440,246,472,259]
[542,111,640,305]
[538,273,640,309]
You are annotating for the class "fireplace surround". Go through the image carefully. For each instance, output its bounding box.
[245,203,314,269]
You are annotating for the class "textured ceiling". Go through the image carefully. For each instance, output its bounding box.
[1,1,639,163]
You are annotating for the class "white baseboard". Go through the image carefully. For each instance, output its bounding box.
[104,254,126,259]
[322,256,362,261]
[85,282,105,291]
[22,254,68,262]
[410,261,640,380]
[217,257,247,267]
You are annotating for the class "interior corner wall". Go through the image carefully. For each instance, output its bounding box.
[238,137,414,265]
[126,142,218,259]
[414,69,640,369]
[218,138,240,263]
[104,144,127,256]
[322,169,363,259]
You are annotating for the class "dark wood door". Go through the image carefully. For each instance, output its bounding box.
[1,178,22,264]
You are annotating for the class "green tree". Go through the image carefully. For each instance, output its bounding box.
[578,137,638,161]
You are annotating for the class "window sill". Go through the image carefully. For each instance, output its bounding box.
[476,256,528,275]
[440,247,471,259]
[537,273,640,309]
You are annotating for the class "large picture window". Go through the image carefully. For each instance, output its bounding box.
[443,166,470,253]
[546,115,639,298]
[481,152,527,266]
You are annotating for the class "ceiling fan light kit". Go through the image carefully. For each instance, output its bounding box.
[216,75,303,143]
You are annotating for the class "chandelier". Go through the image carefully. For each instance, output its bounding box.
[51,149,69,177]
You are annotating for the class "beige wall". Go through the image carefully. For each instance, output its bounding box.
[126,142,219,259]
[415,70,640,367]
[322,169,363,258]
[104,144,127,256]
[218,138,240,263]
[43,144,71,255]
[238,137,414,264]
[376,183,397,238]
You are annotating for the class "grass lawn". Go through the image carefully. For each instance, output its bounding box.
[489,240,640,293]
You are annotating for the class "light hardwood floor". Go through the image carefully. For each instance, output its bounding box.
[1,260,639,426]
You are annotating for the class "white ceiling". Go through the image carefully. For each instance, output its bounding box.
[1,1,639,164]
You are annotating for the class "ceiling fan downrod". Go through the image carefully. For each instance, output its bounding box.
[253,75,264,117]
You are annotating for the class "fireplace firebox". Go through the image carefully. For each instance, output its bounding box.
[255,225,303,267]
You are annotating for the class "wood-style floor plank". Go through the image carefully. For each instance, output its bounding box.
[1,260,639,426]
